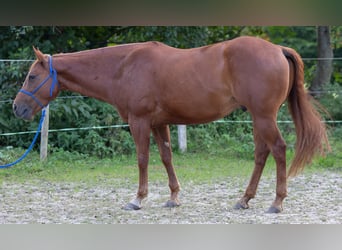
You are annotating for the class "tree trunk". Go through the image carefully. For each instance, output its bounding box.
[310,26,333,94]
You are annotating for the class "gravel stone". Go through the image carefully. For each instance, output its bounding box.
[0,171,340,224]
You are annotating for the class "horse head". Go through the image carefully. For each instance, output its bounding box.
[13,47,60,121]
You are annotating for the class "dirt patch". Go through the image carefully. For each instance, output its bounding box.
[0,171,341,224]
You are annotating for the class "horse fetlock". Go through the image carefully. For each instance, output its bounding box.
[169,183,180,193]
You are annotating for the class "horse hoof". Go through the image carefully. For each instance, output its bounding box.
[266,206,282,214]
[234,202,249,210]
[123,202,141,211]
[163,200,181,208]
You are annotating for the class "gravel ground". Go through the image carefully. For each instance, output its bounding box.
[0,171,341,224]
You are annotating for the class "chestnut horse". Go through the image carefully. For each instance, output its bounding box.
[13,36,330,213]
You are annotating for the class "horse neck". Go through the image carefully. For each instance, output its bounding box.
[53,49,124,105]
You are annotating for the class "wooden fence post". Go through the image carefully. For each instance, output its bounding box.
[40,105,49,161]
[177,125,187,153]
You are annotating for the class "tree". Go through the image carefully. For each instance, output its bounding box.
[310,26,334,93]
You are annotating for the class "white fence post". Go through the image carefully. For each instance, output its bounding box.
[40,105,49,160]
[177,125,187,153]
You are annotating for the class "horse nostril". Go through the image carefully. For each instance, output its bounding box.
[23,108,28,116]
[13,103,17,111]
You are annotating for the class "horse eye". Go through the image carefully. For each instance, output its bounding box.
[28,75,36,81]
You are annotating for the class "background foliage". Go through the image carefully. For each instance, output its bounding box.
[1,26,342,158]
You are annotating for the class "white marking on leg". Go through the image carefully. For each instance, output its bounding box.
[130,198,142,208]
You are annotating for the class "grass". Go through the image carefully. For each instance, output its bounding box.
[0,137,341,187]
[0,148,253,184]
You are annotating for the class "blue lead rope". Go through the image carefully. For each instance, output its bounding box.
[1,55,57,169]
[0,109,46,169]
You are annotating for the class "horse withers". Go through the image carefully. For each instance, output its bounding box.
[13,36,330,213]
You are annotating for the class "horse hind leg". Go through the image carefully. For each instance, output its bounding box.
[267,133,287,213]
[258,117,287,213]
[235,116,287,213]
[152,125,181,208]
[234,131,270,210]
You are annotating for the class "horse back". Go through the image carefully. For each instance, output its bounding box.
[117,37,291,124]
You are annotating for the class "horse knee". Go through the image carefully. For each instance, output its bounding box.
[137,153,149,168]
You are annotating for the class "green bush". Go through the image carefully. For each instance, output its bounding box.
[47,97,136,157]
[319,83,342,121]
[1,26,341,159]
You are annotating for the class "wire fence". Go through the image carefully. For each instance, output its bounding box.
[1,57,342,138]
[1,119,341,137]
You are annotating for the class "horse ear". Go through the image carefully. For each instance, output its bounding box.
[32,46,45,62]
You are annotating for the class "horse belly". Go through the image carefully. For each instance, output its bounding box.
[156,94,238,125]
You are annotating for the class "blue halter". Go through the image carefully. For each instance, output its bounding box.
[0,56,58,169]
[19,55,59,108]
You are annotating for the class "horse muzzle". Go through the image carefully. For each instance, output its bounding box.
[13,102,34,121]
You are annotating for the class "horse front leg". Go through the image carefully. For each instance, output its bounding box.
[123,118,151,210]
[152,125,181,208]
